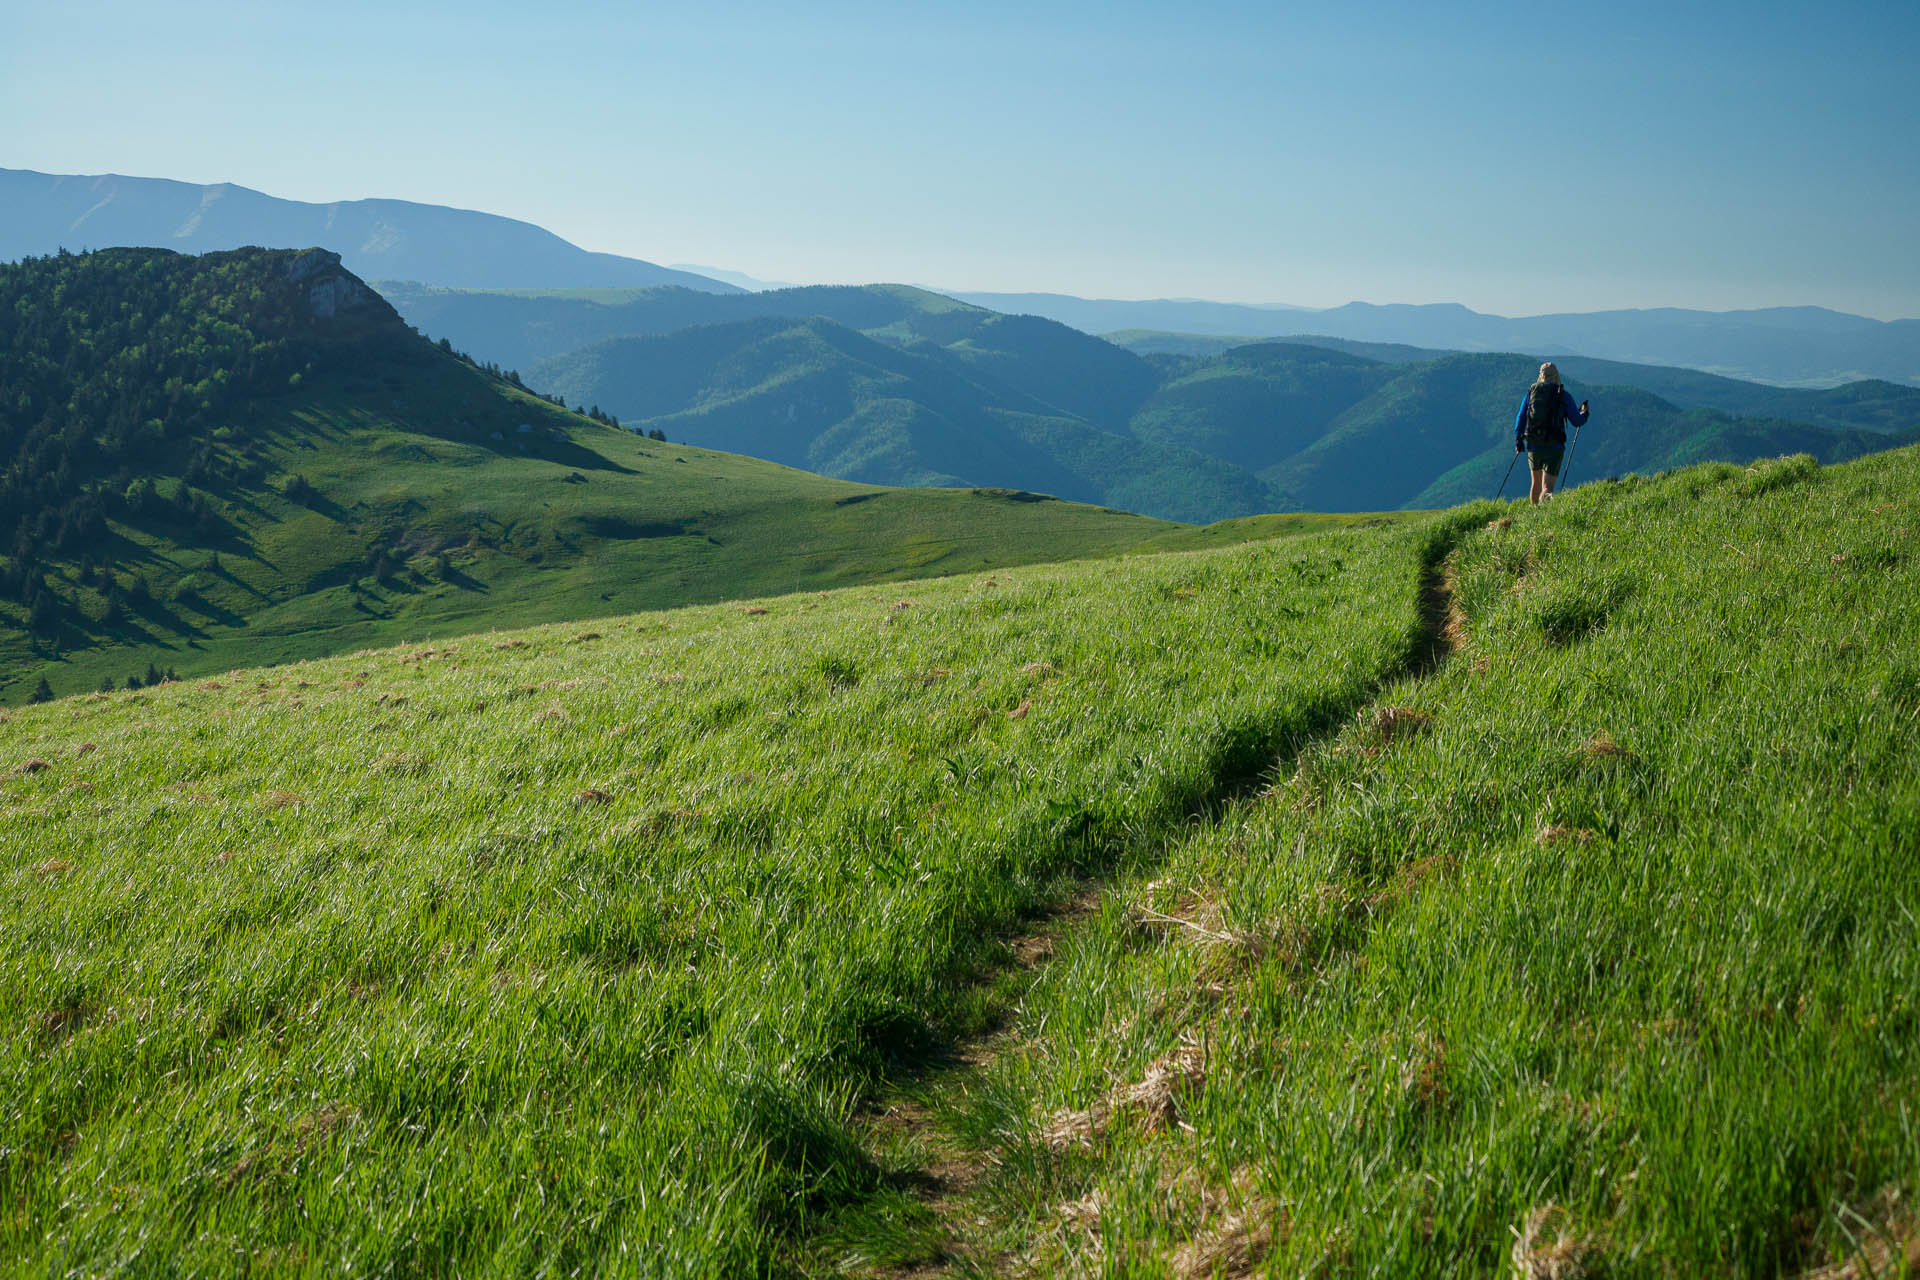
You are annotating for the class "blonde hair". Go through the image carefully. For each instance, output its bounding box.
[1538,362,1561,385]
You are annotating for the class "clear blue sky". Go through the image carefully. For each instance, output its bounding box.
[6,0,1917,318]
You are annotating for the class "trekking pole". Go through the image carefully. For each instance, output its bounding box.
[1560,423,1585,491]
[1495,450,1520,501]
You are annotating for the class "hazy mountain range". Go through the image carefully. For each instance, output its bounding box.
[3,169,1916,525]
[9,168,1914,389]
[495,283,1915,519]
[945,294,1920,389]
[0,168,739,293]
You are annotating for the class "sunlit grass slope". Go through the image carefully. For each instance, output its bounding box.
[920,446,1920,1276]
[0,248,1192,705]
[1,340,1189,704]
[0,509,1460,1275]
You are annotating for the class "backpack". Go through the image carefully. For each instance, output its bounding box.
[1524,381,1567,447]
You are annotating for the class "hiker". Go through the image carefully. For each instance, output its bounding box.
[1514,362,1590,504]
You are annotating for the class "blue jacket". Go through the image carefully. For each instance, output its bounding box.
[1515,385,1589,449]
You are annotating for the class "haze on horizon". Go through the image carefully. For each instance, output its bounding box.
[5,0,1917,321]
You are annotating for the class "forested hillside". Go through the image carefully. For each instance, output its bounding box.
[524,310,1915,515]
[530,316,1271,523]
[0,249,1209,703]
[1,247,401,615]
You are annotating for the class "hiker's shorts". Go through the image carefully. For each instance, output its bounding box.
[1529,447,1565,477]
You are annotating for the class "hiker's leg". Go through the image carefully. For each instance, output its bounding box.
[1535,449,1564,502]
[1529,463,1547,504]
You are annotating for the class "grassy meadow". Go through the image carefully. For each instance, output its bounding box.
[4,443,1916,1277]
[872,447,1920,1276]
[0,502,1457,1275]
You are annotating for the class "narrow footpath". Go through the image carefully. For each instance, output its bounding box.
[816,540,1469,1278]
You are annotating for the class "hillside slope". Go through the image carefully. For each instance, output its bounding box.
[0,248,1194,702]
[384,280,1163,430]
[529,317,1273,523]
[888,445,1920,1276]
[1196,348,1912,511]
[0,168,736,293]
[1131,332,1920,434]
[388,283,1917,517]
[4,447,1915,1276]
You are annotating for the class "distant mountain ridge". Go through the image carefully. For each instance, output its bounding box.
[0,168,739,293]
[507,280,1916,518]
[927,292,1920,388]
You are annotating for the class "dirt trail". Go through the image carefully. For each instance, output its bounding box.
[845,544,1467,1277]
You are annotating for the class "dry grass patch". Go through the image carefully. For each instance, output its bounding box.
[1167,1167,1281,1280]
[1007,699,1034,721]
[1398,1032,1450,1110]
[1535,825,1598,846]
[1581,733,1628,759]
[1510,1203,1596,1279]
[1801,1187,1920,1279]
[32,1000,91,1044]
[1368,853,1457,911]
[13,758,52,776]
[1368,705,1432,744]
[1040,1032,1211,1151]
[574,788,614,806]
[33,858,74,879]
[397,646,458,664]
[259,790,306,810]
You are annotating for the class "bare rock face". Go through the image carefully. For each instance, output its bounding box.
[285,248,374,320]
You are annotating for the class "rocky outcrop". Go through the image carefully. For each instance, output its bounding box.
[285,248,376,320]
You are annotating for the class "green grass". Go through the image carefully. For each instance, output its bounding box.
[0,504,1452,1275]
[898,447,1920,1276]
[0,331,1207,705]
[6,446,1916,1277]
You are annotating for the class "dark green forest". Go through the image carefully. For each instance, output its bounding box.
[0,249,388,611]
